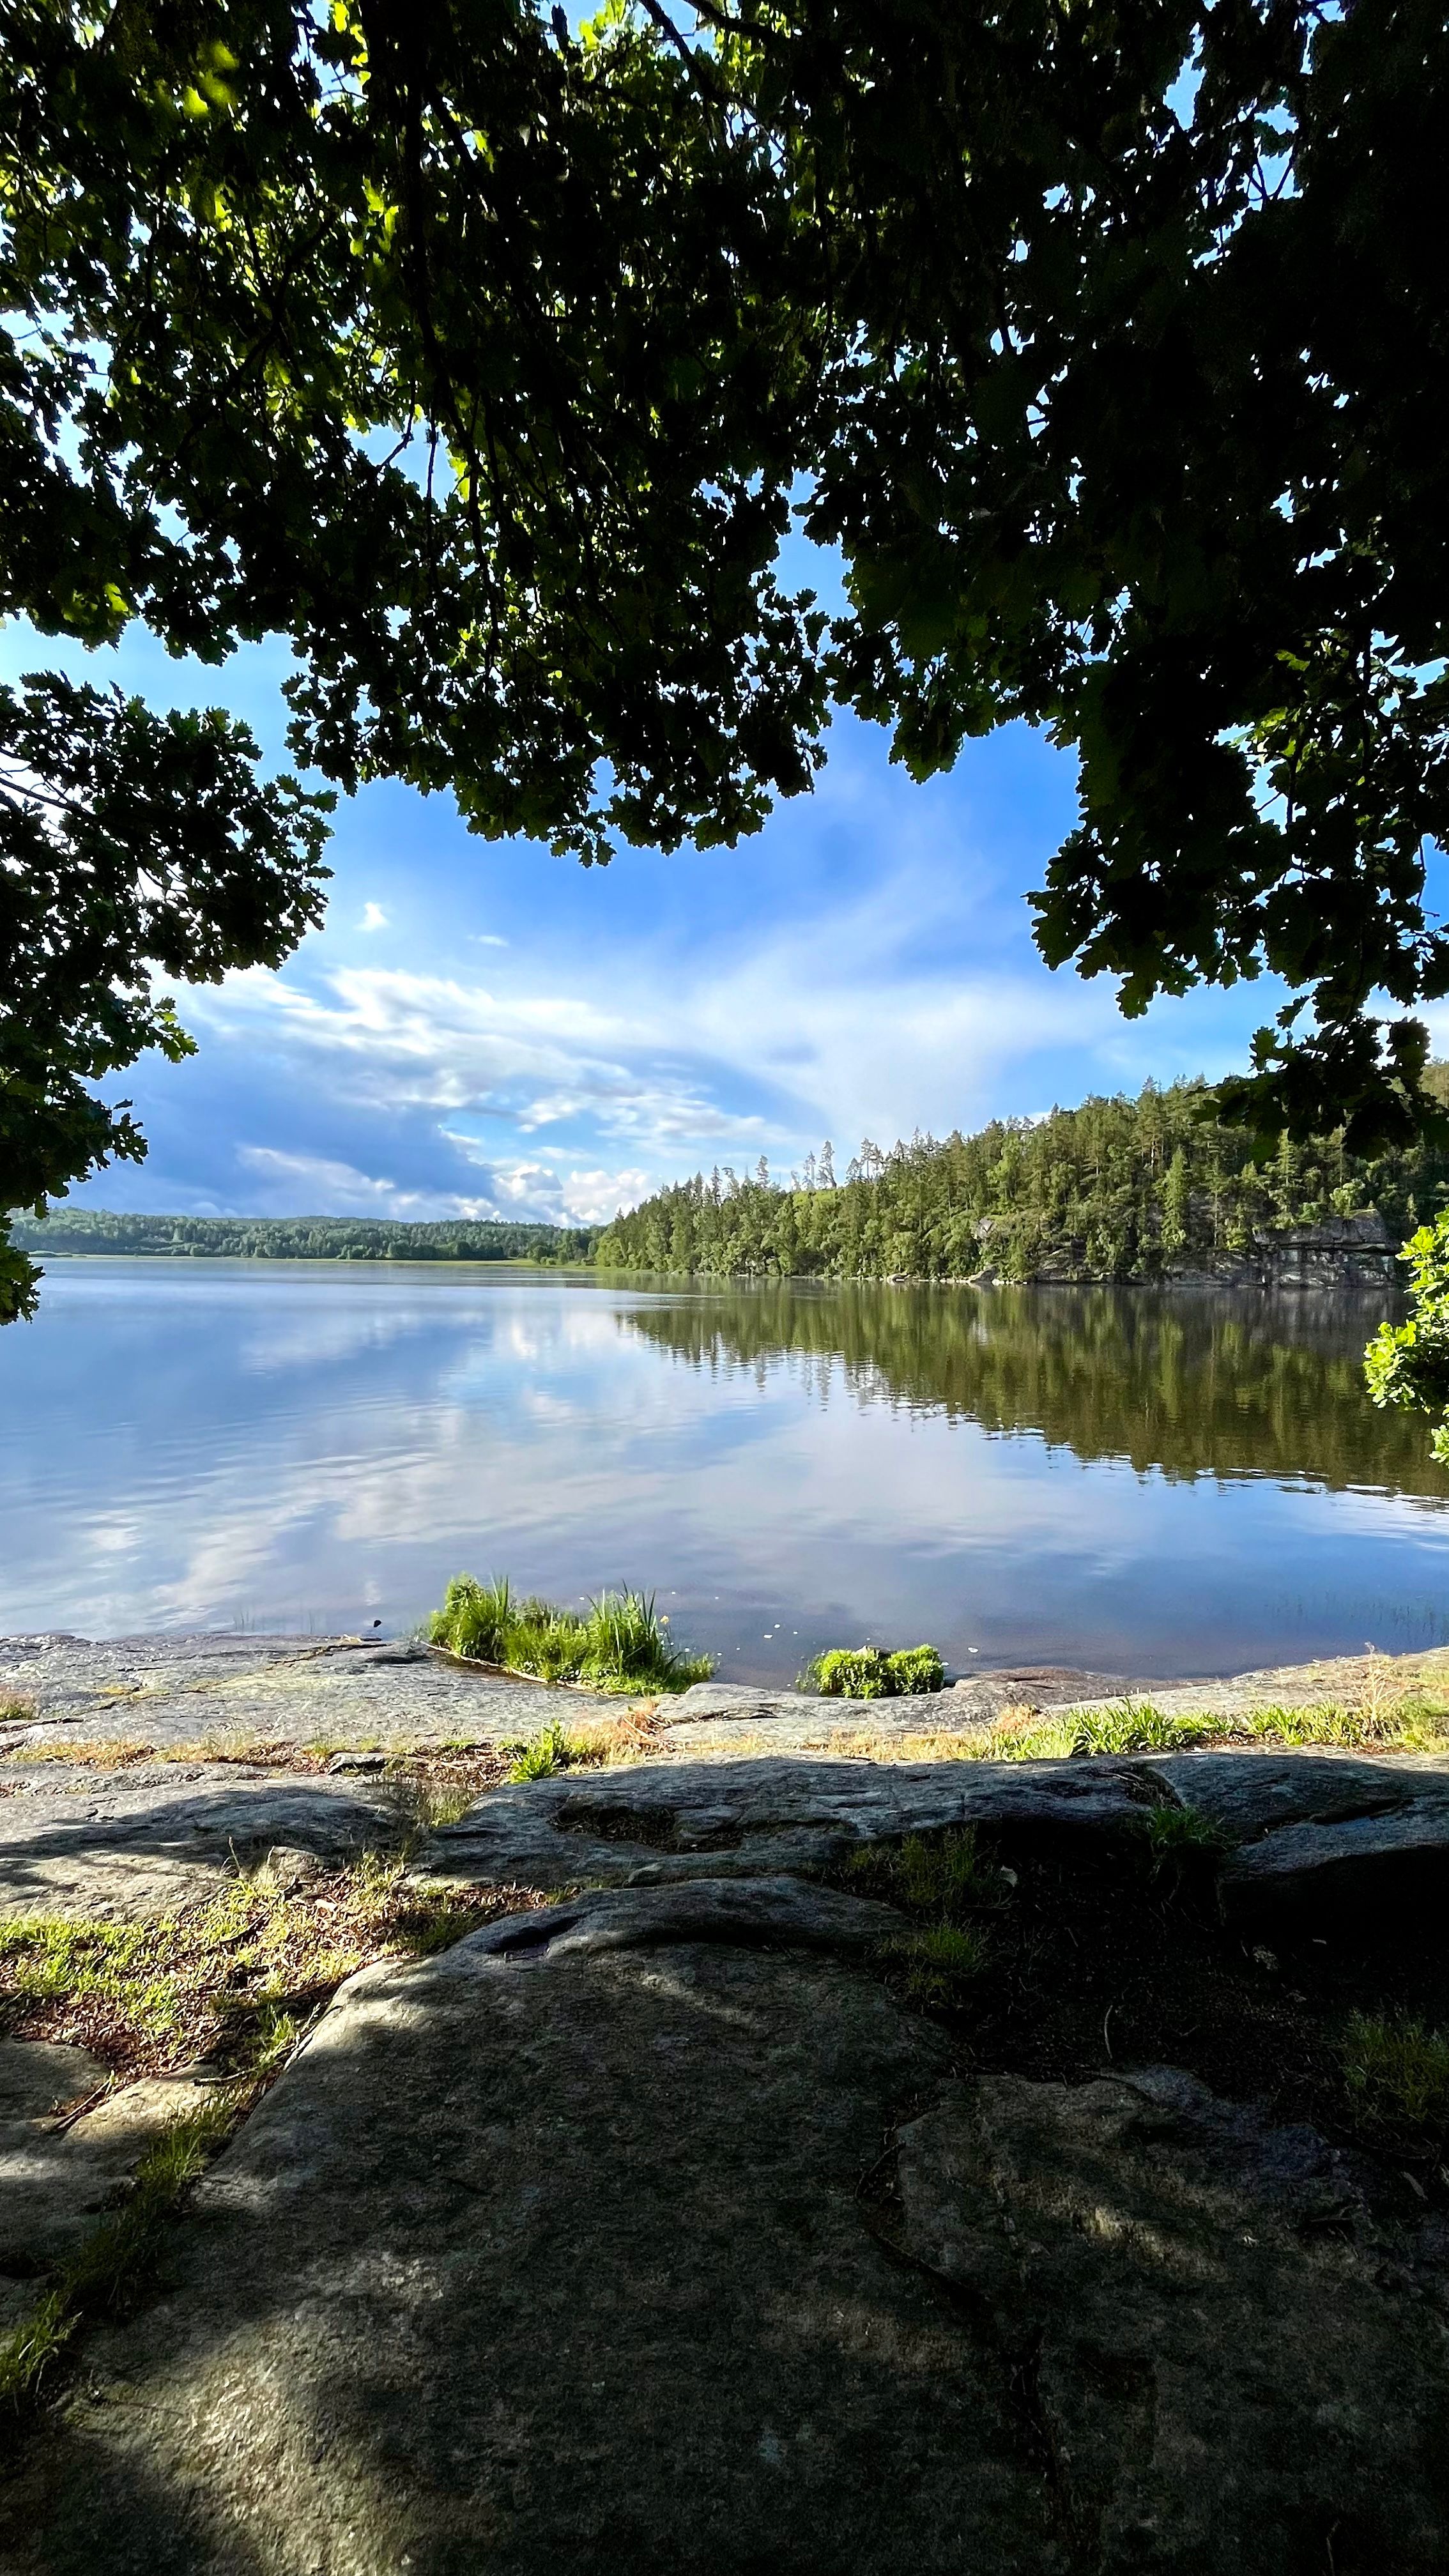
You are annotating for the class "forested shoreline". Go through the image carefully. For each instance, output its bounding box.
[16,1073,1449,1286]
[595,1076,1449,1284]
[8,1212,594,1265]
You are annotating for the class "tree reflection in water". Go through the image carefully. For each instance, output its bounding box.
[620,1281,1449,1499]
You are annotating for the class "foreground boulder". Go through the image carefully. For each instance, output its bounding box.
[5,1878,1446,2573]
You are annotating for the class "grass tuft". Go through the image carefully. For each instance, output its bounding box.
[847,1826,1004,2014]
[1142,1801,1228,1862]
[848,1825,1002,1918]
[0,1696,34,1728]
[985,1701,1220,1761]
[804,1644,944,1699]
[508,1721,579,1783]
[429,1575,712,1694]
[1339,2009,1449,2143]
[0,2091,243,2413]
[887,1922,989,2007]
[0,2290,75,2409]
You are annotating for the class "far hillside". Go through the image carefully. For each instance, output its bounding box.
[8,1212,595,1264]
[595,1073,1449,1284]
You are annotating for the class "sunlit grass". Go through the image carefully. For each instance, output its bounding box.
[428,1574,712,1694]
[0,1857,542,2078]
[827,1685,1449,1768]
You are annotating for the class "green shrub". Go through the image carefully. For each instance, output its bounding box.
[887,1644,947,1696]
[806,1643,945,1699]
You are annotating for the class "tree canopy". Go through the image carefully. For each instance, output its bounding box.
[594,1073,1449,1284]
[3,0,1446,1315]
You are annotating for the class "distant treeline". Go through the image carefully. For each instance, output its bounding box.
[595,1073,1449,1283]
[9,1211,595,1264]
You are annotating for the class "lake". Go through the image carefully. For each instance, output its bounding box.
[3,1259,1448,1683]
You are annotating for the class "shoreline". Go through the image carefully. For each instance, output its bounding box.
[5,1627,1449,1762]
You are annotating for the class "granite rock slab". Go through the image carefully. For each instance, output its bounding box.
[5,1885,1445,2573]
[412,1751,1171,1892]
[0,1769,401,1920]
[417,1747,1449,1925]
[892,2065,1448,2568]
[0,1632,624,1756]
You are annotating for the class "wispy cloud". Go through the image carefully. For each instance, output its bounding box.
[358,902,388,933]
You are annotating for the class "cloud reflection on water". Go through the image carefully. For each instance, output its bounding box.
[5,1264,1449,1675]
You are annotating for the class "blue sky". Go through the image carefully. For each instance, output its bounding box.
[4,608,1370,1230]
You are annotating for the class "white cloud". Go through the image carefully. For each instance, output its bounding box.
[470,933,509,947]
[185,842,1260,1225]
[201,964,757,1149]
[358,902,388,933]
[236,1146,495,1221]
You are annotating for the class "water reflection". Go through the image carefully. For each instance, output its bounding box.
[3,1261,1447,1678]
[619,1280,1448,1496]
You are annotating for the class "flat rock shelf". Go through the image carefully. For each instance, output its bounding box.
[4,1630,1449,2571]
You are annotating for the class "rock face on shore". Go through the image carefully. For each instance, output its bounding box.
[5,1633,1449,2568]
[413,1744,1449,1924]
[8,1876,1449,2575]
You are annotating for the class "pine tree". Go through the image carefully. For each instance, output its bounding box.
[1161,1147,1190,1255]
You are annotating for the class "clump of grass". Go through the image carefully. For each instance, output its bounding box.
[429,1574,712,1694]
[979,1701,1218,1761]
[887,1921,988,2007]
[0,1695,35,1727]
[0,2288,75,2409]
[1139,1802,1229,1895]
[507,1721,583,1783]
[846,1826,1004,2013]
[1230,1697,1449,1753]
[1339,2010,1449,2145]
[429,1573,515,1662]
[1142,1802,1228,1864]
[0,1860,543,2080]
[504,1713,664,1783]
[848,1825,1002,1918]
[805,1643,945,1699]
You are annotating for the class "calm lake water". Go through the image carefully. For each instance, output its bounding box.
[4,1258,1449,1682]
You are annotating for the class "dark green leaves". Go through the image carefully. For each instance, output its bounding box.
[4,0,1448,1312]
[0,676,332,1321]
